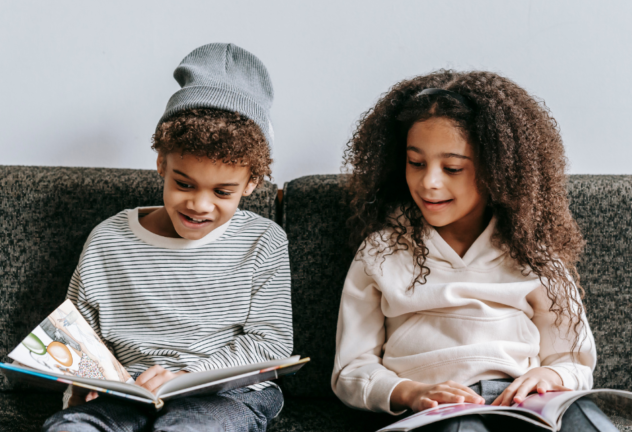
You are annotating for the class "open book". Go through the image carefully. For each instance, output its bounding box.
[0,300,309,409]
[378,388,632,432]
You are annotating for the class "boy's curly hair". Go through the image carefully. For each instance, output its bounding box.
[152,108,272,184]
[343,70,586,349]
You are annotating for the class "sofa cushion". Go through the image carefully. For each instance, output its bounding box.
[0,391,62,432]
[567,176,632,390]
[282,174,632,398]
[0,165,277,390]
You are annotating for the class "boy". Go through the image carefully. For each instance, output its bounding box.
[43,43,292,432]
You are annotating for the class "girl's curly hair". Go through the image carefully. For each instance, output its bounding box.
[152,108,272,184]
[343,70,586,349]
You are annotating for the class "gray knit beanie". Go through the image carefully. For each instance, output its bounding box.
[158,43,274,147]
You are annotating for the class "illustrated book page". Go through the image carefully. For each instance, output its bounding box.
[8,299,131,383]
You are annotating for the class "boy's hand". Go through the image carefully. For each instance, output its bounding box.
[135,365,188,394]
[390,380,485,412]
[491,367,571,406]
[68,388,99,407]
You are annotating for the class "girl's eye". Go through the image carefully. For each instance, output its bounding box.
[215,190,232,197]
[445,168,463,174]
[408,160,424,168]
[175,180,194,189]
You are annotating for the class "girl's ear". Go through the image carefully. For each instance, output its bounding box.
[156,154,165,177]
[242,180,258,196]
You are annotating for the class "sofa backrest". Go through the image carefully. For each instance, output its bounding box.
[0,165,277,391]
[282,174,632,398]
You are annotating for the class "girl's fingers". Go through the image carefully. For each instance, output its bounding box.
[430,391,465,404]
[455,389,485,404]
[419,398,439,411]
[512,378,539,403]
[535,380,551,395]
[446,381,483,399]
[496,381,523,406]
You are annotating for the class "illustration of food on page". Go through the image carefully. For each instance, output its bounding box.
[8,299,131,382]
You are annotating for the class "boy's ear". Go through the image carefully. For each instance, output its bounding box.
[156,154,165,177]
[242,179,258,196]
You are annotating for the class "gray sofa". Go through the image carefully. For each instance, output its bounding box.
[0,166,631,431]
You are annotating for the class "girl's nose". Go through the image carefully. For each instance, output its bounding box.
[422,167,443,189]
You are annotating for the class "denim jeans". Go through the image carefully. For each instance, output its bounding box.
[42,386,283,432]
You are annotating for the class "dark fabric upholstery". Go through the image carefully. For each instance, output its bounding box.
[567,176,632,391]
[283,174,632,400]
[1,167,631,431]
[0,165,277,391]
[0,392,62,432]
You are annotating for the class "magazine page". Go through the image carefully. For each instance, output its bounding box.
[8,299,131,383]
[517,389,632,430]
[377,403,552,432]
[156,355,302,397]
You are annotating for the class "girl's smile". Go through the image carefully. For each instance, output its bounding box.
[406,117,489,256]
[420,198,454,212]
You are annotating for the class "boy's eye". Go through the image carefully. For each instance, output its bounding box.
[175,180,194,189]
[215,190,232,197]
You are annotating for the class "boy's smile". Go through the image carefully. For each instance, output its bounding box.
[140,153,257,240]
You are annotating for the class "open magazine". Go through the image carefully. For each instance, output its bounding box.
[0,300,309,409]
[378,389,632,432]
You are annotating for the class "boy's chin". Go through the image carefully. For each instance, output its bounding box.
[173,225,215,240]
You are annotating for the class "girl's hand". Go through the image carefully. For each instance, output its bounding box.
[390,380,485,412]
[491,367,571,406]
[135,365,188,394]
[68,388,98,407]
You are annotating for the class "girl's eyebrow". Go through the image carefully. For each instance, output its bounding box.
[406,146,471,160]
[440,152,471,160]
[172,169,191,178]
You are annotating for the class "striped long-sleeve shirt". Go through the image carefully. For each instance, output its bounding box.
[66,207,293,388]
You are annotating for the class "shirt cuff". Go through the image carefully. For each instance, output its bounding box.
[541,365,577,390]
[366,372,411,415]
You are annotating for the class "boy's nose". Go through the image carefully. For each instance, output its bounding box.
[187,193,215,214]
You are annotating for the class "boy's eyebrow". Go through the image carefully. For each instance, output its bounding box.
[172,169,191,179]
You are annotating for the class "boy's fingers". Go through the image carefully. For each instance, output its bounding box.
[136,365,162,386]
[85,391,99,402]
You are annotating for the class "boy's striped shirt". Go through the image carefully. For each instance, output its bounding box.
[66,207,293,389]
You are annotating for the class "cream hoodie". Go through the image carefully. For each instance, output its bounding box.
[331,218,596,414]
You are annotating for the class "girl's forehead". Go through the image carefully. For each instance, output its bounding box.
[407,119,473,158]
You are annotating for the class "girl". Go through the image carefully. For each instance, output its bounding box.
[332,71,617,431]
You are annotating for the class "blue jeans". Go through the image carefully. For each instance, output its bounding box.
[418,379,618,432]
[42,386,283,432]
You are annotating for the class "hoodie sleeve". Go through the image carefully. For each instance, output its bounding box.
[528,282,596,390]
[331,255,409,415]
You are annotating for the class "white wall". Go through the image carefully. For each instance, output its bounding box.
[1,1,631,186]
